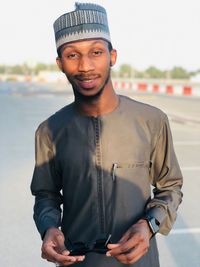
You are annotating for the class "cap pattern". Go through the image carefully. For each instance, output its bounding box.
[53,2,111,50]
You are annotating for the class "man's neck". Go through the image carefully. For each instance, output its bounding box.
[74,82,119,117]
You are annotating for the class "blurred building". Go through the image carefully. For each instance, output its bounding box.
[36,71,66,83]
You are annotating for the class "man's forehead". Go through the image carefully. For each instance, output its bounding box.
[61,39,108,51]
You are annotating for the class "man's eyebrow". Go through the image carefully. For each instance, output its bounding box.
[61,45,76,50]
[61,40,106,51]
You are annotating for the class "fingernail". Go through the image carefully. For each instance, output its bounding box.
[62,250,69,256]
[106,252,111,257]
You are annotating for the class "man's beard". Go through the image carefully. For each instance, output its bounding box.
[68,68,111,102]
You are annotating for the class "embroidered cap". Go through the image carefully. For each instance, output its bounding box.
[53,2,111,51]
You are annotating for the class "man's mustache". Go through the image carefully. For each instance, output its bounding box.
[74,74,100,81]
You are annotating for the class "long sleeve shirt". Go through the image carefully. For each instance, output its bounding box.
[31,95,183,267]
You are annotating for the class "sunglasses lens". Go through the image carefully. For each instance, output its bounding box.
[68,241,89,255]
[93,239,108,253]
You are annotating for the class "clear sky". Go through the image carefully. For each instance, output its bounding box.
[1,0,200,71]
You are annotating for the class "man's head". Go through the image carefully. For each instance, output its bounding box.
[53,3,117,99]
[53,2,112,57]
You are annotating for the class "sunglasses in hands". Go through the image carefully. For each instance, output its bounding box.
[66,234,112,256]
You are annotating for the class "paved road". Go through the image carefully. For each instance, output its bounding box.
[0,91,199,267]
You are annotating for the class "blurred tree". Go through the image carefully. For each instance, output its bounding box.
[189,70,198,77]
[111,69,118,78]
[48,64,59,71]
[22,63,32,75]
[10,65,24,75]
[34,63,48,74]
[163,70,171,79]
[134,70,145,78]
[0,65,6,74]
[119,64,132,78]
[33,63,58,74]
[145,66,165,79]
[170,67,190,79]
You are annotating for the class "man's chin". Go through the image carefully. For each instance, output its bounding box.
[73,87,104,101]
[70,69,111,101]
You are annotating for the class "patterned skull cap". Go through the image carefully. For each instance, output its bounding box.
[53,2,111,50]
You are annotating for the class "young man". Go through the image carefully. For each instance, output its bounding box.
[31,3,183,267]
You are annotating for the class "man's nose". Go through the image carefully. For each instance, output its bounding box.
[78,56,95,72]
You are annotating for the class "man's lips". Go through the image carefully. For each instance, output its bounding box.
[75,74,100,81]
[75,75,100,89]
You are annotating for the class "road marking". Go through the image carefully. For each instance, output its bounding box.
[169,113,200,125]
[174,141,200,146]
[181,166,200,171]
[170,228,200,234]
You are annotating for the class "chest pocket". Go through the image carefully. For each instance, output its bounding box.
[110,161,152,212]
[111,161,151,182]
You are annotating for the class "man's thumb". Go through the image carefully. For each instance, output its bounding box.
[55,233,68,254]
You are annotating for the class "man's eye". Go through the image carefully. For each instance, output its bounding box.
[67,53,78,59]
[92,50,103,56]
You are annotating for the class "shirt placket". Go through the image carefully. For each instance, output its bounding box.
[93,117,106,234]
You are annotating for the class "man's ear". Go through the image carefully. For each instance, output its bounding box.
[110,49,117,67]
[56,57,64,72]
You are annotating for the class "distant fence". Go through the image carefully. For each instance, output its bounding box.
[113,79,200,97]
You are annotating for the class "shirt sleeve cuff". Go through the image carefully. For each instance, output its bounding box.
[145,207,166,227]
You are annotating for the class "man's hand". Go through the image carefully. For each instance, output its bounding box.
[41,227,85,266]
[106,219,152,265]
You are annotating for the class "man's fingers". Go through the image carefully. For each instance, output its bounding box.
[107,243,120,249]
[115,246,148,264]
[118,230,130,243]
[107,236,139,256]
[107,232,149,265]
[74,255,85,262]
[57,255,85,266]
[41,228,85,265]
[42,246,85,264]
[54,233,68,254]
[107,228,133,255]
[62,249,70,256]
[106,230,131,254]
[42,243,74,262]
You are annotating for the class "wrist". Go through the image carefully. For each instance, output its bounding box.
[43,227,60,239]
[142,215,160,237]
[138,219,153,239]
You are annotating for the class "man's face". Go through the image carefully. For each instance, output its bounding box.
[56,39,117,98]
